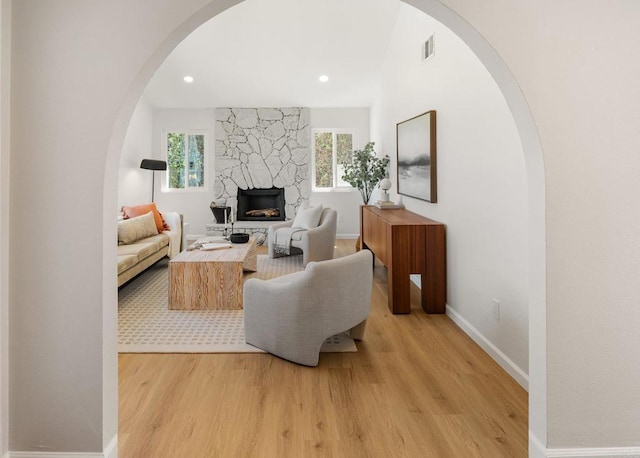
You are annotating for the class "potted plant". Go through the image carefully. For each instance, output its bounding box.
[342,142,390,251]
[341,142,390,204]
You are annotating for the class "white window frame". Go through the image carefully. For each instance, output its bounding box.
[311,128,358,192]
[161,129,209,193]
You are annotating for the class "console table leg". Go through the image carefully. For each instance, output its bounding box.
[421,272,446,314]
[388,264,411,314]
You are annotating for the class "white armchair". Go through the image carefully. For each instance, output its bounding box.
[243,250,373,366]
[267,207,337,266]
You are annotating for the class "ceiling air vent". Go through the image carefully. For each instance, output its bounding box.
[422,35,434,62]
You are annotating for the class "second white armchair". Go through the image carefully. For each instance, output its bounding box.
[268,207,337,266]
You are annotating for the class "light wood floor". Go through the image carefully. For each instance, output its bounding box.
[119,240,528,457]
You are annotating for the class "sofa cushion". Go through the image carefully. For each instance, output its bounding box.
[117,233,169,258]
[118,212,158,245]
[122,202,170,232]
[117,241,158,261]
[117,255,139,275]
[142,232,170,246]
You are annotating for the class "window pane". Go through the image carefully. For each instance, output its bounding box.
[336,133,353,187]
[167,133,185,189]
[188,134,205,187]
[314,132,333,188]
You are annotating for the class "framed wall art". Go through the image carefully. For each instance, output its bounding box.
[396,110,437,202]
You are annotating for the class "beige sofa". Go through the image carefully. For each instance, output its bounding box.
[117,212,182,287]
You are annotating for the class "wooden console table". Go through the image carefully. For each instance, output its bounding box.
[360,206,446,314]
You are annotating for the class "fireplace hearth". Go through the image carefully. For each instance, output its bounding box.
[237,187,286,221]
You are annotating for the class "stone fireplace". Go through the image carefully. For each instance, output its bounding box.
[236,187,285,221]
[213,107,310,220]
[207,107,310,241]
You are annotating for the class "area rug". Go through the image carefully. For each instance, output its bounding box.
[118,255,357,354]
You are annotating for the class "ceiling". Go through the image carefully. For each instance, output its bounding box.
[143,0,402,109]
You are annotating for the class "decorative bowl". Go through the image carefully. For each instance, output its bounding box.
[229,233,249,244]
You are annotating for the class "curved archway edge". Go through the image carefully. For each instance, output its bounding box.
[104,0,547,453]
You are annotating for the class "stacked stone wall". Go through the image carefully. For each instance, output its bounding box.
[214,107,310,219]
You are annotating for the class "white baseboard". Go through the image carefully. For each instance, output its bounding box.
[103,435,117,458]
[546,447,640,457]
[336,233,359,239]
[530,432,549,458]
[446,304,529,390]
[10,435,117,458]
[10,452,105,457]
[531,429,640,457]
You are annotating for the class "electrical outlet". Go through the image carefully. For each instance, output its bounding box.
[492,298,500,321]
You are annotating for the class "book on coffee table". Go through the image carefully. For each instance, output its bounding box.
[200,242,232,251]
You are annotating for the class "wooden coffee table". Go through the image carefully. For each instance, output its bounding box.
[168,236,257,310]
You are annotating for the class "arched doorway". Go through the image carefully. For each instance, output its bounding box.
[105,0,545,453]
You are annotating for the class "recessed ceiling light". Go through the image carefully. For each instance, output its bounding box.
[318,75,329,83]
[183,76,194,83]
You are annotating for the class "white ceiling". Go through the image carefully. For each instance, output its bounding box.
[144,0,402,108]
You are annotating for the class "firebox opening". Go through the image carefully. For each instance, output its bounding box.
[237,187,286,221]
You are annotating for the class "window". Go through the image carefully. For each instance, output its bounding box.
[164,131,207,190]
[312,129,356,190]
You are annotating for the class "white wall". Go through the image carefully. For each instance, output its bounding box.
[310,107,370,236]
[8,0,233,453]
[372,4,528,380]
[412,0,640,452]
[6,0,640,456]
[0,1,9,455]
[118,95,154,209]
[151,108,216,236]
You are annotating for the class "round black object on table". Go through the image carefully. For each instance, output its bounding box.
[230,233,249,244]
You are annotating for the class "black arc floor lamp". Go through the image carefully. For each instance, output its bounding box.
[140,159,167,202]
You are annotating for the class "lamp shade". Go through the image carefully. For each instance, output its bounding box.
[140,159,167,171]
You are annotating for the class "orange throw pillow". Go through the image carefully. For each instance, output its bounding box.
[122,203,170,232]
